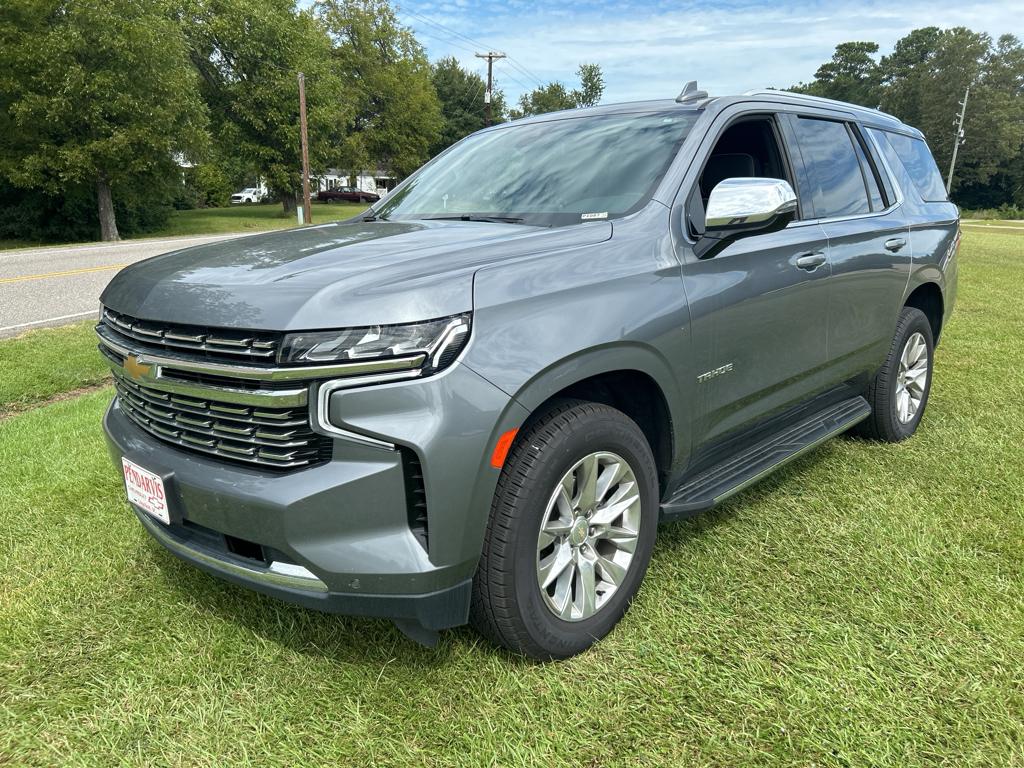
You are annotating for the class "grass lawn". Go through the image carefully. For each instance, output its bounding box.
[962,219,1024,228]
[156,201,368,237]
[0,202,367,250]
[1,228,1023,766]
[0,321,109,416]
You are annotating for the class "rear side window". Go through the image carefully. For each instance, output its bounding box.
[791,117,872,218]
[878,131,948,202]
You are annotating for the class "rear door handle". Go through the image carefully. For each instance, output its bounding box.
[885,237,907,252]
[795,251,827,270]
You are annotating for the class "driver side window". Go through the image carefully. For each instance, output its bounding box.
[697,116,794,210]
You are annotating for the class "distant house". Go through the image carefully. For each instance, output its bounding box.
[313,169,397,196]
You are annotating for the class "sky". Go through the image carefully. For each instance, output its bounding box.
[395,0,1024,106]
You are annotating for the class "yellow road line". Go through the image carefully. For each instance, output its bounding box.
[0,263,128,285]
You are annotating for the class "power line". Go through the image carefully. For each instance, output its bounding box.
[401,7,497,53]
[400,5,546,89]
[494,65,530,92]
[505,56,545,88]
[409,26,478,57]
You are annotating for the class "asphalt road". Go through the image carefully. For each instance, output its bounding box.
[0,233,244,339]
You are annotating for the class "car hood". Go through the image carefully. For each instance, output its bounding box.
[101,219,612,330]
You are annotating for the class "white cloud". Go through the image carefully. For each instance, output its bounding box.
[404,0,1024,104]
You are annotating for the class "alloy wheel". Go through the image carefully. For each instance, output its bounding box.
[536,451,642,622]
[895,331,929,423]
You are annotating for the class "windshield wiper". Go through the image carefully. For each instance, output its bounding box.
[362,211,387,222]
[421,215,525,224]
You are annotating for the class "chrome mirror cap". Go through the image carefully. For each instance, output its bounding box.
[705,177,798,231]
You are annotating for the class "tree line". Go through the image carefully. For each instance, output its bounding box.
[0,0,603,242]
[791,27,1024,211]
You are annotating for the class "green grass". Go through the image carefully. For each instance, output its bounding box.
[0,321,110,415]
[961,219,1024,228]
[0,202,367,250]
[1,229,1023,766]
[155,201,368,237]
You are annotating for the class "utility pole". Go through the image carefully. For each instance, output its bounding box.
[946,86,969,196]
[474,51,506,126]
[297,72,312,225]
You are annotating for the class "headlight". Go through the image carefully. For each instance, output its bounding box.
[280,313,471,373]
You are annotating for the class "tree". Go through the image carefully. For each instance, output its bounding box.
[182,0,348,212]
[0,0,208,240]
[791,42,882,107]
[793,28,1024,205]
[510,63,605,119]
[315,0,442,178]
[880,28,1024,193]
[431,57,505,155]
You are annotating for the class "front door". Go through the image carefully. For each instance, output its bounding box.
[679,114,832,454]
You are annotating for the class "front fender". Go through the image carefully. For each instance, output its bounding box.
[466,225,694,474]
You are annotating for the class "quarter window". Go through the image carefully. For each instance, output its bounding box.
[877,130,948,202]
[791,118,872,219]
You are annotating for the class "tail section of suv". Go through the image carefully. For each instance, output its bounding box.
[99,88,957,659]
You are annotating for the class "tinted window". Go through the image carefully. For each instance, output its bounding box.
[882,131,948,202]
[850,131,885,211]
[377,111,698,227]
[792,118,871,218]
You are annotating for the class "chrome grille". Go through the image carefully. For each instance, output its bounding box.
[113,371,329,470]
[101,308,281,364]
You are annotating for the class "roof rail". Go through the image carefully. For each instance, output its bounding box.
[676,80,709,104]
[741,88,900,121]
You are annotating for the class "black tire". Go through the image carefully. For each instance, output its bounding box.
[470,399,659,660]
[854,306,934,442]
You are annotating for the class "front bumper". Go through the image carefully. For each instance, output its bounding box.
[132,504,471,630]
[102,361,527,630]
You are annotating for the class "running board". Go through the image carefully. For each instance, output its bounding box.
[661,396,871,519]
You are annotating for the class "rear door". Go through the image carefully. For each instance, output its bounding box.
[781,115,911,383]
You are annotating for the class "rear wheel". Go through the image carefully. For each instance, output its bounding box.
[470,400,658,659]
[855,306,934,442]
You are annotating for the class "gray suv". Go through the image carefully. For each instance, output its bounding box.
[99,87,958,659]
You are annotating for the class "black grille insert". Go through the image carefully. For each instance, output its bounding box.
[402,449,429,552]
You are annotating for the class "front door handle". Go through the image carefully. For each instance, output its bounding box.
[795,251,827,270]
[885,237,907,252]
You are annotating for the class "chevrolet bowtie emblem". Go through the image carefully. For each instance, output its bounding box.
[124,354,153,381]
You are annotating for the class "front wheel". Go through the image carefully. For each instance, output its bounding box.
[854,306,934,442]
[470,400,659,659]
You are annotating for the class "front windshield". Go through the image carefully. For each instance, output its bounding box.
[377,111,698,227]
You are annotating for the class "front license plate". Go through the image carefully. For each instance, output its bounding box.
[121,457,170,525]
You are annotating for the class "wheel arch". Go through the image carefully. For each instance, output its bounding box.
[504,345,685,494]
[904,281,944,343]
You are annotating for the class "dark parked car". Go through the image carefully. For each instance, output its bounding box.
[318,186,380,203]
[98,86,957,659]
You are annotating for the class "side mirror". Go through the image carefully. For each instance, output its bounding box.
[695,177,798,259]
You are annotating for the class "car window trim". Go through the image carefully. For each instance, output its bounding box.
[862,128,906,211]
[846,122,884,212]
[786,114,906,225]
[854,123,898,208]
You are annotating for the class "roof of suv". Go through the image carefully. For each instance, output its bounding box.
[507,89,922,138]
